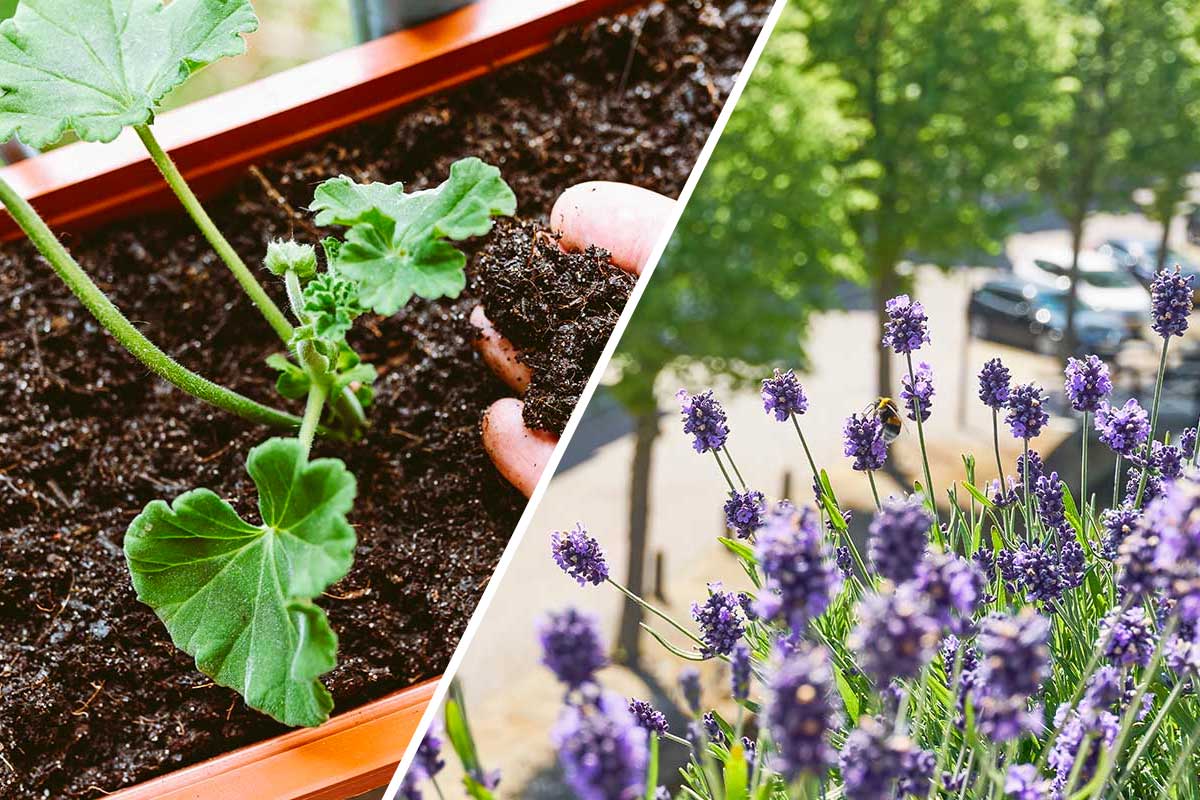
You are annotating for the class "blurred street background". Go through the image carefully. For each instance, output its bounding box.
[436,0,1200,796]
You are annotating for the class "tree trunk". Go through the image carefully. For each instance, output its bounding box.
[875,262,900,399]
[1064,215,1085,361]
[1156,209,1172,273]
[615,407,660,667]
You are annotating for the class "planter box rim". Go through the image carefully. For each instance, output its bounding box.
[0,0,632,241]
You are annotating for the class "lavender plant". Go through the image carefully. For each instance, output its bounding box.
[0,0,516,727]
[417,274,1200,798]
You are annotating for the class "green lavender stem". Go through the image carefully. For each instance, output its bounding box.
[867,470,882,509]
[713,449,738,494]
[1134,338,1170,507]
[607,578,706,650]
[1081,411,1090,548]
[0,175,315,434]
[992,409,1005,489]
[136,125,293,343]
[906,353,938,515]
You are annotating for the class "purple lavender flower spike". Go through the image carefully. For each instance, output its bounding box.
[691,583,745,658]
[1126,466,1165,508]
[1006,382,1050,440]
[551,524,610,586]
[1048,702,1119,789]
[897,744,936,798]
[1064,355,1112,413]
[731,642,751,701]
[1096,398,1150,457]
[628,698,669,737]
[1017,450,1045,487]
[702,711,725,745]
[678,669,701,714]
[979,358,1012,409]
[1011,542,1065,604]
[1060,538,1085,590]
[1005,764,1053,799]
[835,545,855,578]
[1150,266,1194,338]
[753,504,842,631]
[764,643,838,779]
[400,722,447,799]
[676,388,730,453]
[915,550,986,623]
[1153,441,1185,480]
[1099,606,1156,667]
[724,489,767,539]
[1117,519,1162,601]
[869,495,933,583]
[883,294,931,354]
[761,368,808,421]
[843,412,887,471]
[553,691,647,800]
[1150,476,1200,627]
[1101,506,1140,561]
[901,361,935,422]
[976,609,1051,741]
[1034,472,1068,533]
[838,717,903,799]
[1181,427,1197,457]
[849,582,940,684]
[538,607,608,688]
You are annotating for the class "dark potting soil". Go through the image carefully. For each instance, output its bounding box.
[474,220,637,434]
[0,1,771,796]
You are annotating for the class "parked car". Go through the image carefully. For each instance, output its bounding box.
[1099,238,1200,300]
[968,278,1128,357]
[1011,245,1150,337]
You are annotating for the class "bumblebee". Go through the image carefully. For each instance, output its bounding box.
[867,397,904,444]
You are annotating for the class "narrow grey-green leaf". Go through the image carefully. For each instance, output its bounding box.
[313,157,517,315]
[124,437,356,727]
[0,0,258,147]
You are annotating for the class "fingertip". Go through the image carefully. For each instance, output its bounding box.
[482,398,558,498]
[470,305,532,393]
[551,181,675,274]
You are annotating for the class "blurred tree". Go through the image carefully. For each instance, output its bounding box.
[1034,0,1197,351]
[606,6,869,666]
[1122,3,1200,273]
[802,0,1055,396]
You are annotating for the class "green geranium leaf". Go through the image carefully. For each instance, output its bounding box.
[312,157,516,315]
[266,352,311,400]
[302,272,364,343]
[124,437,356,727]
[0,0,258,148]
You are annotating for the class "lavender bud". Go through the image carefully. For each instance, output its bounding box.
[1099,606,1156,667]
[901,361,935,422]
[761,368,808,420]
[551,524,610,586]
[753,505,842,631]
[869,495,933,583]
[723,489,767,539]
[677,388,730,453]
[1006,382,1049,440]
[978,358,1012,409]
[628,698,669,737]
[1096,399,1150,457]
[538,607,608,688]
[976,609,1051,741]
[882,294,931,354]
[849,582,940,684]
[691,583,745,658]
[1150,266,1194,338]
[678,669,701,714]
[553,692,647,800]
[843,412,887,472]
[731,642,751,701]
[1064,355,1112,413]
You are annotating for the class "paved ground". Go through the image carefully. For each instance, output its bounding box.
[428,210,1200,796]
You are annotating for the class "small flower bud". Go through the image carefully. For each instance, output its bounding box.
[265,239,318,278]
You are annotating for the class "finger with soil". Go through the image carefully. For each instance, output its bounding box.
[550,181,675,273]
[482,397,557,497]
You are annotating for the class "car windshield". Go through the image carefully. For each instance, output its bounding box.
[1078,270,1138,288]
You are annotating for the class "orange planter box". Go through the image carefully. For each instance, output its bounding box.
[1,0,632,797]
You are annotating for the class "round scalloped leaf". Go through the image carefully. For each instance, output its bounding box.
[123,437,355,727]
[0,0,258,148]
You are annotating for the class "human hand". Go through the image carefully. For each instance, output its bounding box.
[472,181,674,496]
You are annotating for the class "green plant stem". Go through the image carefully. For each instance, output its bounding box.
[867,470,881,509]
[298,381,328,458]
[285,270,307,321]
[1023,438,1032,540]
[1134,338,1171,507]
[791,413,822,480]
[713,449,738,494]
[0,175,315,434]
[1114,455,1123,508]
[1081,412,1089,548]
[607,578,706,650]
[135,124,293,343]
[906,353,938,517]
[992,409,1006,487]
[723,445,748,489]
